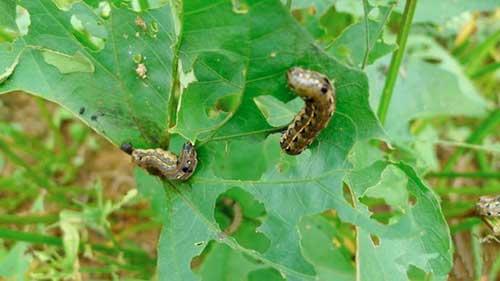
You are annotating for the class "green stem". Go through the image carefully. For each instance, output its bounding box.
[464,30,500,75]
[471,62,500,79]
[490,252,500,281]
[433,185,500,196]
[376,0,417,124]
[442,109,500,172]
[450,217,482,234]
[427,171,500,179]
[0,139,52,188]
[35,98,63,153]
[476,151,490,172]
[471,226,482,281]
[0,214,59,225]
[163,3,184,148]
[286,0,292,9]
[361,0,370,69]
[0,227,155,265]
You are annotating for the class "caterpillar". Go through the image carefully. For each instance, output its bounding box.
[477,196,500,217]
[280,67,335,155]
[121,142,198,181]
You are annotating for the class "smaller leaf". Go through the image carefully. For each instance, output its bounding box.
[42,50,95,74]
[364,165,409,211]
[254,95,303,127]
[0,52,20,84]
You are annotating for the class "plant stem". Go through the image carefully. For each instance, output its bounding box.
[0,214,59,225]
[427,171,500,179]
[376,0,417,124]
[35,98,63,153]
[442,109,500,172]
[361,0,370,68]
[286,0,292,9]
[163,3,184,148]
[471,226,482,281]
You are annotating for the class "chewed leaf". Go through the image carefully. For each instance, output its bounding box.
[15,6,30,37]
[70,15,106,51]
[0,52,20,84]
[42,50,95,74]
[52,0,82,11]
[254,95,303,127]
[0,3,30,42]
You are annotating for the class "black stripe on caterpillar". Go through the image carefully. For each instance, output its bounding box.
[280,67,335,155]
[121,142,198,180]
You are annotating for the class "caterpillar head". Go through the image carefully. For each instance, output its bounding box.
[286,67,333,99]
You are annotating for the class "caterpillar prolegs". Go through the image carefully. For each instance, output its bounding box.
[121,142,198,181]
[280,67,336,155]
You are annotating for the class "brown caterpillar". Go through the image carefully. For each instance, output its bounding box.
[121,142,198,181]
[280,67,335,155]
[477,196,500,217]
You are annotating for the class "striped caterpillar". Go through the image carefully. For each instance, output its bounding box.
[477,196,500,217]
[280,67,335,155]
[121,142,198,180]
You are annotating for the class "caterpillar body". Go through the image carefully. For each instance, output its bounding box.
[280,67,335,155]
[121,142,198,181]
[477,196,500,217]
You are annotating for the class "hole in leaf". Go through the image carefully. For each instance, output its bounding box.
[206,94,241,119]
[299,212,356,277]
[52,0,82,11]
[70,15,106,51]
[231,0,249,14]
[406,265,432,280]
[342,182,355,208]
[214,187,269,253]
[0,5,30,43]
[408,194,417,207]
[360,196,396,225]
[190,241,213,271]
[421,57,442,64]
[360,165,409,225]
[248,268,285,281]
[370,234,380,246]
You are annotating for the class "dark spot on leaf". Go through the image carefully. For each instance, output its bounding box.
[91,115,98,121]
[79,107,85,115]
